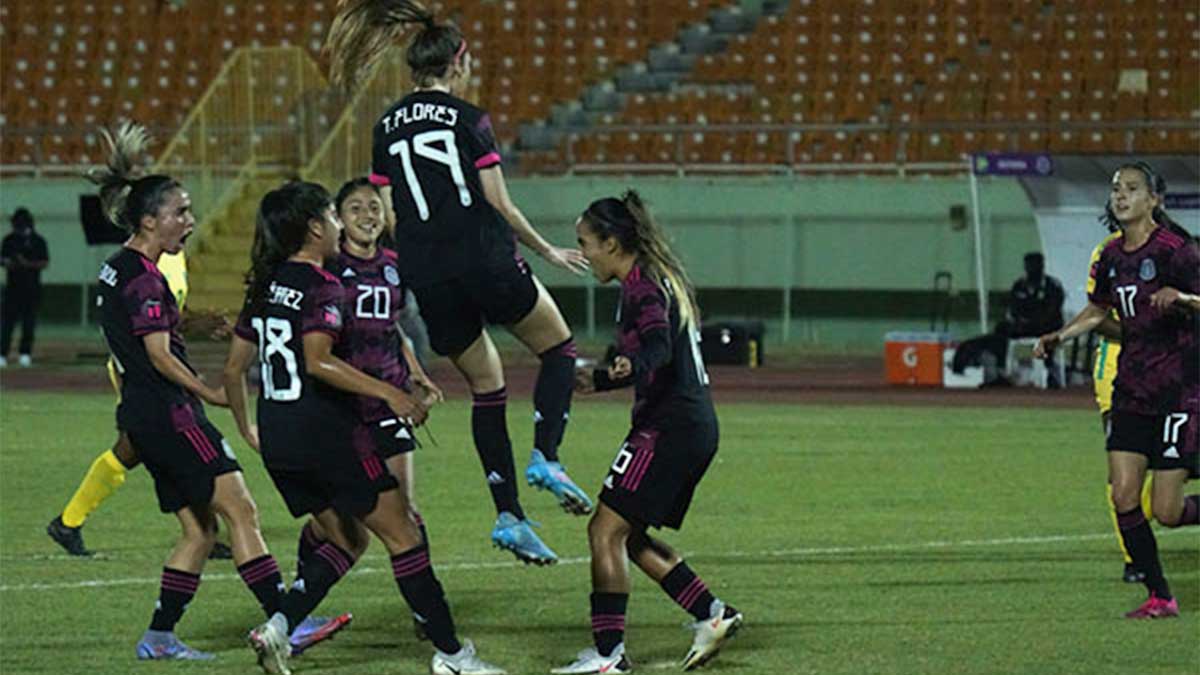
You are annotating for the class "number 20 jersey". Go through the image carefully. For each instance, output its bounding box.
[370,90,516,288]
[234,261,356,467]
[1089,226,1199,415]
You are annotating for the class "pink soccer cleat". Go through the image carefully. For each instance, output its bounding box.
[1124,594,1179,619]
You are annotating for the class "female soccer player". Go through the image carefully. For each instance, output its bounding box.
[225,181,504,675]
[292,178,442,626]
[88,123,288,660]
[555,191,743,673]
[1036,161,1200,619]
[326,0,592,565]
[47,249,239,559]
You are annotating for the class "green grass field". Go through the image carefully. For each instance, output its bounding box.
[1,390,1197,675]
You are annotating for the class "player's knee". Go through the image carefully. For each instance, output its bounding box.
[588,514,626,551]
[1152,501,1183,528]
[1109,483,1143,512]
[218,494,261,528]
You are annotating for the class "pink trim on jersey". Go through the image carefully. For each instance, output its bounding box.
[369,172,391,186]
[475,151,501,169]
[131,327,170,337]
[1154,226,1185,248]
[307,263,340,283]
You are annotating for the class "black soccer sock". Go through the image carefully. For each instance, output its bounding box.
[295,521,322,579]
[148,567,200,632]
[590,592,628,657]
[1117,507,1171,600]
[391,545,461,655]
[660,561,718,621]
[533,337,577,463]
[279,541,355,633]
[237,554,284,618]
[1180,496,1200,526]
[471,388,524,519]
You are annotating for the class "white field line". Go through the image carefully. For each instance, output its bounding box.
[2,529,1196,593]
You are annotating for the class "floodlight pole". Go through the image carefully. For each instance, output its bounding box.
[967,158,988,334]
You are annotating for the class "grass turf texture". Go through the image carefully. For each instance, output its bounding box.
[1,390,1197,675]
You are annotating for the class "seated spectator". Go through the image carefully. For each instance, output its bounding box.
[952,252,1065,386]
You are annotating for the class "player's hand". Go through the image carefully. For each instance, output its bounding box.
[609,355,632,380]
[541,245,590,276]
[201,384,229,407]
[1032,332,1059,359]
[574,367,596,393]
[387,391,428,427]
[411,374,444,407]
[1150,286,1182,311]
[242,424,261,453]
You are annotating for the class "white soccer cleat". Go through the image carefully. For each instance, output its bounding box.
[248,616,292,675]
[431,639,507,675]
[551,644,632,674]
[681,602,743,671]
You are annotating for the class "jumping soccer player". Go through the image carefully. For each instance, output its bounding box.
[325,0,593,565]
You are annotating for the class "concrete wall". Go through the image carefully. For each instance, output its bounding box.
[0,174,1039,344]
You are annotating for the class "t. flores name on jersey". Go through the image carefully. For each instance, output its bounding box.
[381,102,460,133]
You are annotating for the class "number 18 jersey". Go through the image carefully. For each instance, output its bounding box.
[234,261,355,468]
[370,90,516,288]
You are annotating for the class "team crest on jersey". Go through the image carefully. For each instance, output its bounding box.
[1138,258,1156,281]
[384,265,400,286]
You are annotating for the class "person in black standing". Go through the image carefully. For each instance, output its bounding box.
[0,207,49,367]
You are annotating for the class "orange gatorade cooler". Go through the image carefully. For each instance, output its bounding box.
[884,331,950,386]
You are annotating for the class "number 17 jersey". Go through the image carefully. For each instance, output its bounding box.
[370,90,516,288]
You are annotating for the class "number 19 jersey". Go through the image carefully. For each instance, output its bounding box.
[370,90,516,288]
[234,261,355,468]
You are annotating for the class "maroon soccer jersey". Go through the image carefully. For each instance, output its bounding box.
[370,90,516,288]
[96,247,203,432]
[595,264,715,429]
[235,261,357,467]
[328,246,411,422]
[1089,226,1200,415]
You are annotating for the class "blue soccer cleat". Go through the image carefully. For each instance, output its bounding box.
[135,630,215,661]
[525,450,594,516]
[289,613,352,656]
[490,512,557,565]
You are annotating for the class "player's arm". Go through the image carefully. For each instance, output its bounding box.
[478,166,588,276]
[593,294,674,391]
[1033,302,1108,358]
[142,331,228,406]
[223,334,260,451]
[303,331,427,425]
[1096,316,1121,341]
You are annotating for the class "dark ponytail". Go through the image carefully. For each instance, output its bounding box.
[582,190,700,331]
[243,181,334,316]
[1100,160,1189,238]
[84,122,180,233]
[326,0,466,91]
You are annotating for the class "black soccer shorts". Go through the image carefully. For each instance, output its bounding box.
[412,256,539,356]
[598,421,719,530]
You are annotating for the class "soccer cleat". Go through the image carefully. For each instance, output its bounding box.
[135,631,215,661]
[490,512,557,566]
[248,617,292,674]
[551,644,632,674]
[1122,563,1146,584]
[1124,594,1180,619]
[18,354,32,367]
[46,516,93,557]
[681,602,744,671]
[289,613,353,656]
[431,639,507,675]
[525,450,594,515]
[208,541,234,560]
